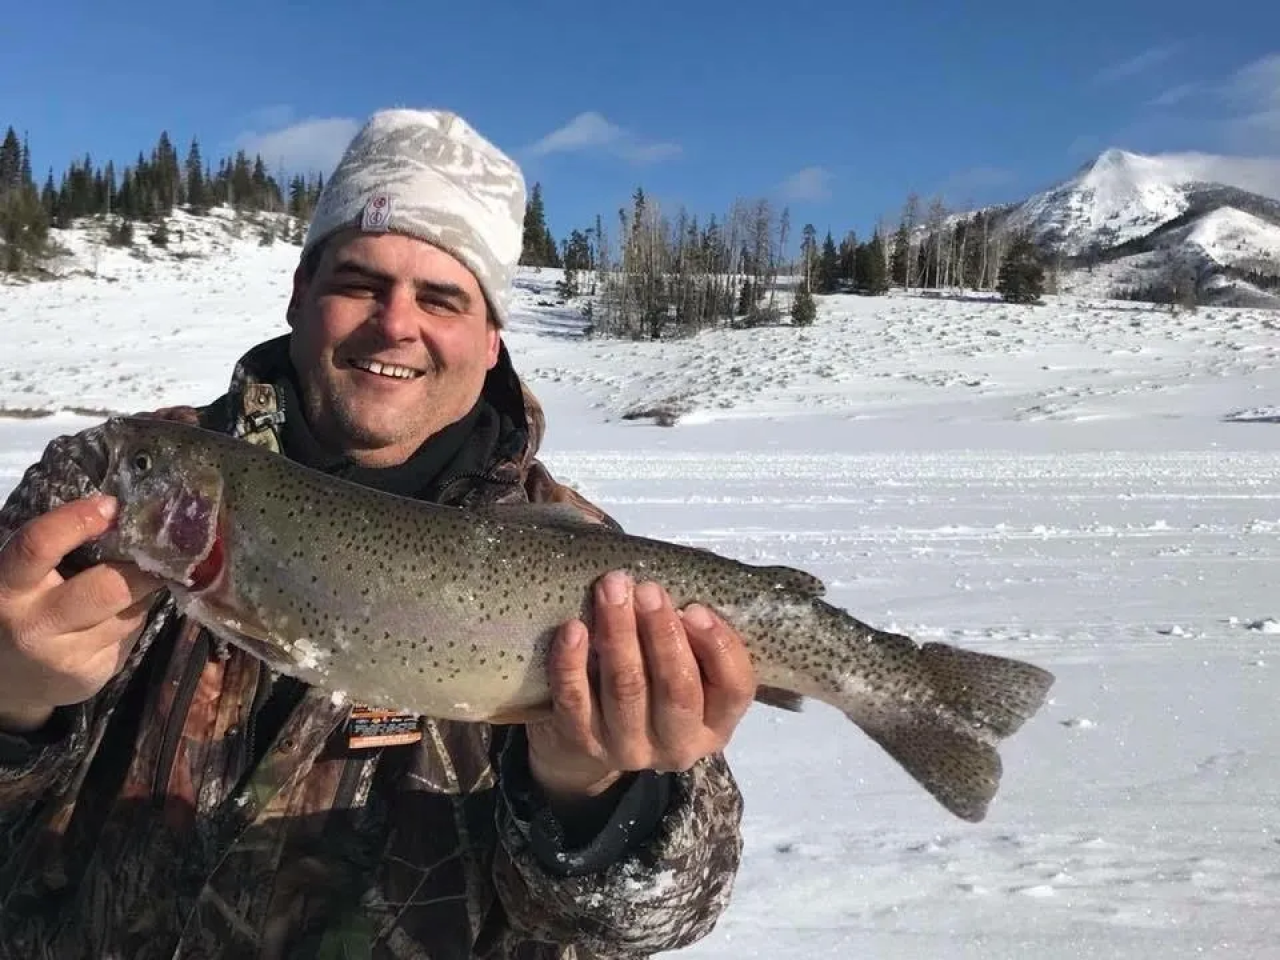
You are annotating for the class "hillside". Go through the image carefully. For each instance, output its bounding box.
[3,211,1279,440]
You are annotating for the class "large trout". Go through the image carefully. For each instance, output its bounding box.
[86,415,1054,822]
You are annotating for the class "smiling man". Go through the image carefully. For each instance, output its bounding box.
[0,109,754,959]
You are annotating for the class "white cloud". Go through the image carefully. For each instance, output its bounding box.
[235,116,360,176]
[1222,53,1280,150]
[1092,43,1181,86]
[1227,53,1280,109]
[1148,83,1198,108]
[1162,152,1280,201]
[779,166,833,202]
[525,112,681,164]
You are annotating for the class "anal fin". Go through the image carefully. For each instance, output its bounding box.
[755,685,805,712]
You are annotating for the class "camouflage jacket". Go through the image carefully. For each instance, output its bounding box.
[0,336,744,959]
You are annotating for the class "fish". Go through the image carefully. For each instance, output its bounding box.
[86,415,1055,822]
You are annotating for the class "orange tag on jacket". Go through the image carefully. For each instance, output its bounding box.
[346,706,422,749]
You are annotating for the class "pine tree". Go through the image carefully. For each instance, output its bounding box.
[791,281,817,326]
[855,231,890,295]
[102,161,116,216]
[251,155,271,209]
[0,177,49,273]
[186,139,207,213]
[558,228,592,296]
[838,230,857,286]
[0,128,21,192]
[542,223,561,267]
[890,221,910,288]
[41,169,56,221]
[520,182,557,267]
[230,151,253,210]
[153,131,181,211]
[996,232,1045,304]
[19,134,32,188]
[818,231,840,293]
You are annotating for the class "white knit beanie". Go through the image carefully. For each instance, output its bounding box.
[302,108,527,324]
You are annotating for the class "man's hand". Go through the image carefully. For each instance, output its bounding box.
[0,496,163,733]
[527,570,756,808]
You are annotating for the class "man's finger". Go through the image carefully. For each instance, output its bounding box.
[683,604,755,740]
[635,581,704,749]
[591,571,649,768]
[31,562,163,637]
[0,496,118,595]
[546,619,598,751]
[71,595,153,667]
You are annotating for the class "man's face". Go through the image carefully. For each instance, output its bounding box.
[287,231,501,467]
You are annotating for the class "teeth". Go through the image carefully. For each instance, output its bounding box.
[352,359,419,380]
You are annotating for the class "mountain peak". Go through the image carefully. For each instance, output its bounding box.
[1091,147,1147,167]
[1013,149,1193,254]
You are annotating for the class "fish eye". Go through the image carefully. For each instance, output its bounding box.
[132,450,153,473]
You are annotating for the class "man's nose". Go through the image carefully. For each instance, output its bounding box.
[373,285,420,340]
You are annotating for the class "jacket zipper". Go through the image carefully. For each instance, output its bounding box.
[244,664,274,766]
[152,629,212,804]
[435,470,518,505]
[333,751,369,811]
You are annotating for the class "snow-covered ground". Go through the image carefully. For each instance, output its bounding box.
[3,226,1279,958]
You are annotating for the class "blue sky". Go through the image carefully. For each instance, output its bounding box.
[3,0,1278,243]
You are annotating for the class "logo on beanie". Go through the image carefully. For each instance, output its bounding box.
[361,194,393,232]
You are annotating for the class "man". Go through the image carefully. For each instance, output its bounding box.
[0,109,755,958]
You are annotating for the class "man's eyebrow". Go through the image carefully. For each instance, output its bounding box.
[413,279,472,309]
[330,259,393,284]
[329,259,472,308]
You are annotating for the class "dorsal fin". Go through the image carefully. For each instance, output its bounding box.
[756,564,826,597]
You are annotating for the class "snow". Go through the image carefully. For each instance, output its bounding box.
[1181,207,1280,269]
[4,219,1280,958]
[1015,149,1192,254]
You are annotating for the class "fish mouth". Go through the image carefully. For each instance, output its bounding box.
[44,422,114,572]
[346,358,425,381]
[71,420,114,490]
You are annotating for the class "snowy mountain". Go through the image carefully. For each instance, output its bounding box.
[1010,149,1195,255]
[1006,148,1280,257]
[989,149,1280,305]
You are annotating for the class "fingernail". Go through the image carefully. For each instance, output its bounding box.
[683,604,714,630]
[601,571,631,606]
[95,496,118,520]
[562,621,585,649]
[634,581,663,613]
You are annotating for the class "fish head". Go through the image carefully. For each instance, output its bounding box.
[95,417,226,589]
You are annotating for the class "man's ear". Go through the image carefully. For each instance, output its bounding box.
[486,327,501,370]
[286,263,308,329]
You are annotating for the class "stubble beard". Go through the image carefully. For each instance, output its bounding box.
[301,367,440,462]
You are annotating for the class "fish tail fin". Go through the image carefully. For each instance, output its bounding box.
[845,643,1054,822]
[918,642,1055,740]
